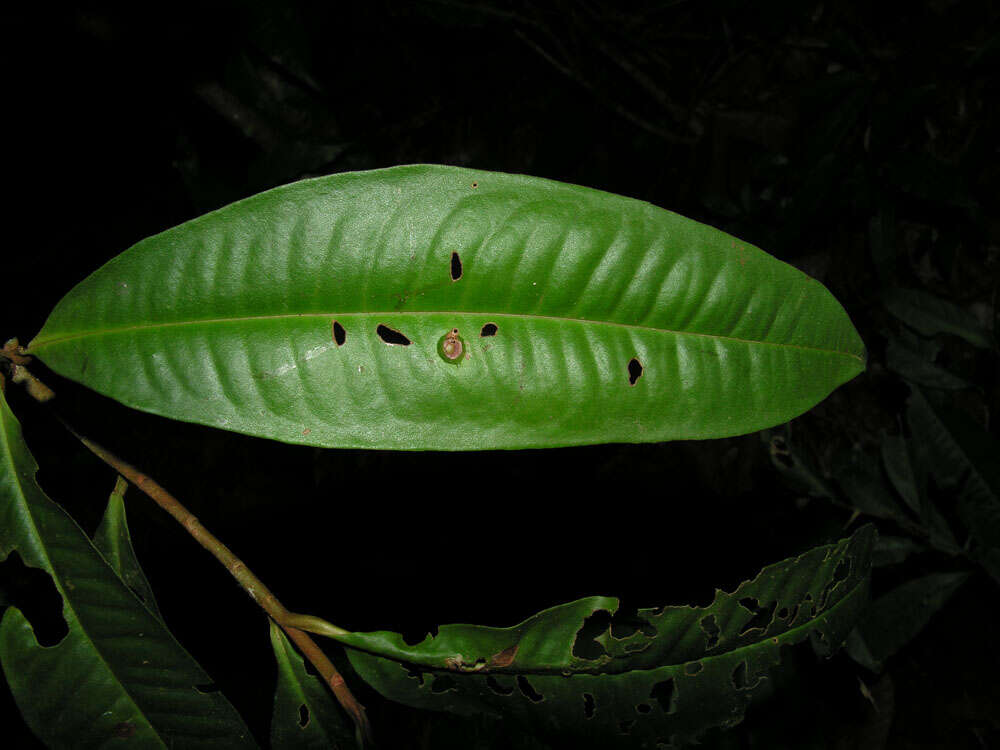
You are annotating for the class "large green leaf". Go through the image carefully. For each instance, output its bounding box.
[0,390,255,748]
[269,621,357,750]
[29,165,864,450]
[337,526,874,747]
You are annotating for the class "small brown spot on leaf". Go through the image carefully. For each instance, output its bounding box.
[480,322,498,337]
[441,329,463,360]
[489,644,518,668]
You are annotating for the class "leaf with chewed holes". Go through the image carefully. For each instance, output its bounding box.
[334,526,874,747]
[0,389,255,749]
[29,165,863,450]
[269,621,357,750]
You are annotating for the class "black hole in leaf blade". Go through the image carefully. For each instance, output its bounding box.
[628,358,643,385]
[450,252,463,280]
[517,676,544,702]
[480,323,498,337]
[700,614,720,650]
[401,628,431,646]
[431,675,457,693]
[0,551,68,647]
[739,597,778,635]
[732,661,748,689]
[583,693,595,718]
[650,679,675,714]
[636,703,651,714]
[486,676,513,695]
[404,667,424,686]
[609,604,656,639]
[573,610,611,659]
[298,704,310,728]
[332,321,346,346]
[377,324,411,346]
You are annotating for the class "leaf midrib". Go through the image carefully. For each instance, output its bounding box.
[31,309,864,362]
[340,569,868,676]
[0,407,169,749]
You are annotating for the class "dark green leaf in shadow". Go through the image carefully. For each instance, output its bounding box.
[907,388,1000,582]
[0,390,255,749]
[880,428,960,555]
[884,287,992,349]
[881,432,921,515]
[337,526,875,747]
[885,336,970,391]
[837,447,912,524]
[92,475,162,620]
[872,536,925,568]
[858,572,970,668]
[764,429,838,502]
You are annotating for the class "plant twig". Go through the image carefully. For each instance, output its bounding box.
[4,357,372,744]
[71,428,372,743]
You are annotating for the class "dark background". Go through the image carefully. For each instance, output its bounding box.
[2,1,998,748]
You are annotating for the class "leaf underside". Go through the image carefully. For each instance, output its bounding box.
[0,390,255,749]
[30,165,864,450]
[339,525,875,748]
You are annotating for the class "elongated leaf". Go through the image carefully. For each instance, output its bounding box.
[29,165,864,450]
[885,336,969,390]
[269,621,357,750]
[884,287,992,349]
[858,572,970,667]
[872,536,925,567]
[337,526,874,747]
[93,475,163,620]
[0,390,255,748]
[907,387,1000,581]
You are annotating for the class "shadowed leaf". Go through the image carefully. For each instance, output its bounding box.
[907,388,1000,582]
[0,390,255,749]
[884,287,992,349]
[858,572,970,668]
[337,526,875,747]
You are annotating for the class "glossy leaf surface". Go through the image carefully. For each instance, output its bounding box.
[30,165,864,450]
[92,476,163,620]
[339,526,874,747]
[269,621,357,750]
[0,390,255,749]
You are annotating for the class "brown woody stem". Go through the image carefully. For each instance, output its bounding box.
[2,357,371,743]
[72,429,371,742]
